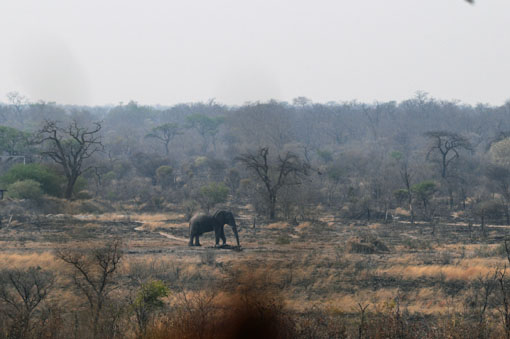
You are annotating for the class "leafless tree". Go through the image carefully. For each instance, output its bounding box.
[56,240,123,339]
[0,267,54,338]
[37,119,103,199]
[392,151,415,224]
[236,147,310,220]
[425,131,473,208]
[425,131,472,180]
[6,91,29,124]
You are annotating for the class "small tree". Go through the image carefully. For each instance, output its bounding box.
[411,180,437,217]
[56,240,123,339]
[486,164,510,225]
[236,147,310,220]
[156,165,174,188]
[198,182,229,212]
[425,131,472,179]
[38,120,103,199]
[132,280,169,336]
[0,267,54,338]
[391,151,415,224]
[145,123,181,155]
[474,201,503,237]
[185,114,224,153]
[225,169,241,198]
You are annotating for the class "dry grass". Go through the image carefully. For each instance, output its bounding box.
[266,222,290,229]
[376,261,499,281]
[0,252,59,270]
[395,207,410,216]
[295,221,312,232]
[4,209,510,327]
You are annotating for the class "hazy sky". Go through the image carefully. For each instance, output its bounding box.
[0,0,509,106]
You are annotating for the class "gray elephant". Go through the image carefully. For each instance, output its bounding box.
[188,210,240,247]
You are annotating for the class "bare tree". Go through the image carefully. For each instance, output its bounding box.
[56,240,123,339]
[425,131,472,180]
[6,91,29,124]
[0,267,54,338]
[487,165,510,225]
[236,147,310,220]
[425,131,472,209]
[391,151,415,224]
[38,120,103,199]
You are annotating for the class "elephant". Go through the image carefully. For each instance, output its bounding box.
[188,210,240,247]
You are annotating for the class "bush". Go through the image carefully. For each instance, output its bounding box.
[275,234,291,245]
[199,250,217,266]
[74,190,93,200]
[133,280,170,335]
[156,165,174,188]
[198,182,229,212]
[347,233,389,254]
[7,180,43,200]
[0,163,63,197]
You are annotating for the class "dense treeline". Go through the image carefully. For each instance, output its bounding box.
[1,92,510,224]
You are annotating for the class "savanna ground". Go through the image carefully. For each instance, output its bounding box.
[2,201,510,338]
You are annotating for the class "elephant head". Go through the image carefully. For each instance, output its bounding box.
[215,210,240,247]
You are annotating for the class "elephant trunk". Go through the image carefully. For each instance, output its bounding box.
[232,222,240,247]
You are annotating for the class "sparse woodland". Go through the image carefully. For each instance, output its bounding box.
[2,92,510,337]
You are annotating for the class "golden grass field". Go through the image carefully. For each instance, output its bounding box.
[1,206,509,319]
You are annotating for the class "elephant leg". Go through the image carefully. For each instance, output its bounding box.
[214,229,221,246]
[194,235,201,246]
[189,233,194,246]
[220,227,226,245]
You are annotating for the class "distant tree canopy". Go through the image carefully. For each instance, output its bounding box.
[145,123,181,155]
[2,90,510,221]
[0,126,31,155]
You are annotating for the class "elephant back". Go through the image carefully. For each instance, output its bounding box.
[190,213,209,225]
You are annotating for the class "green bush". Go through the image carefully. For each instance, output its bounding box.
[7,180,43,200]
[198,182,229,211]
[133,280,170,335]
[1,163,63,197]
[156,165,174,188]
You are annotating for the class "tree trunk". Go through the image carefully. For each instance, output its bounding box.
[269,193,277,220]
[408,194,414,224]
[65,175,78,200]
[506,203,510,226]
[481,213,487,238]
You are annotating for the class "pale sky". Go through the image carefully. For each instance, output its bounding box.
[0,0,509,106]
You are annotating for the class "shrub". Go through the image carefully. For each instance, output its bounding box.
[402,237,432,250]
[347,234,389,254]
[156,165,174,188]
[74,190,93,200]
[7,180,43,200]
[198,182,229,212]
[275,235,291,245]
[133,280,169,335]
[199,250,217,266]
[0,163,63,197]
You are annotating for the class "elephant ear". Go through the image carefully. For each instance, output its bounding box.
[214,210,225,219]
